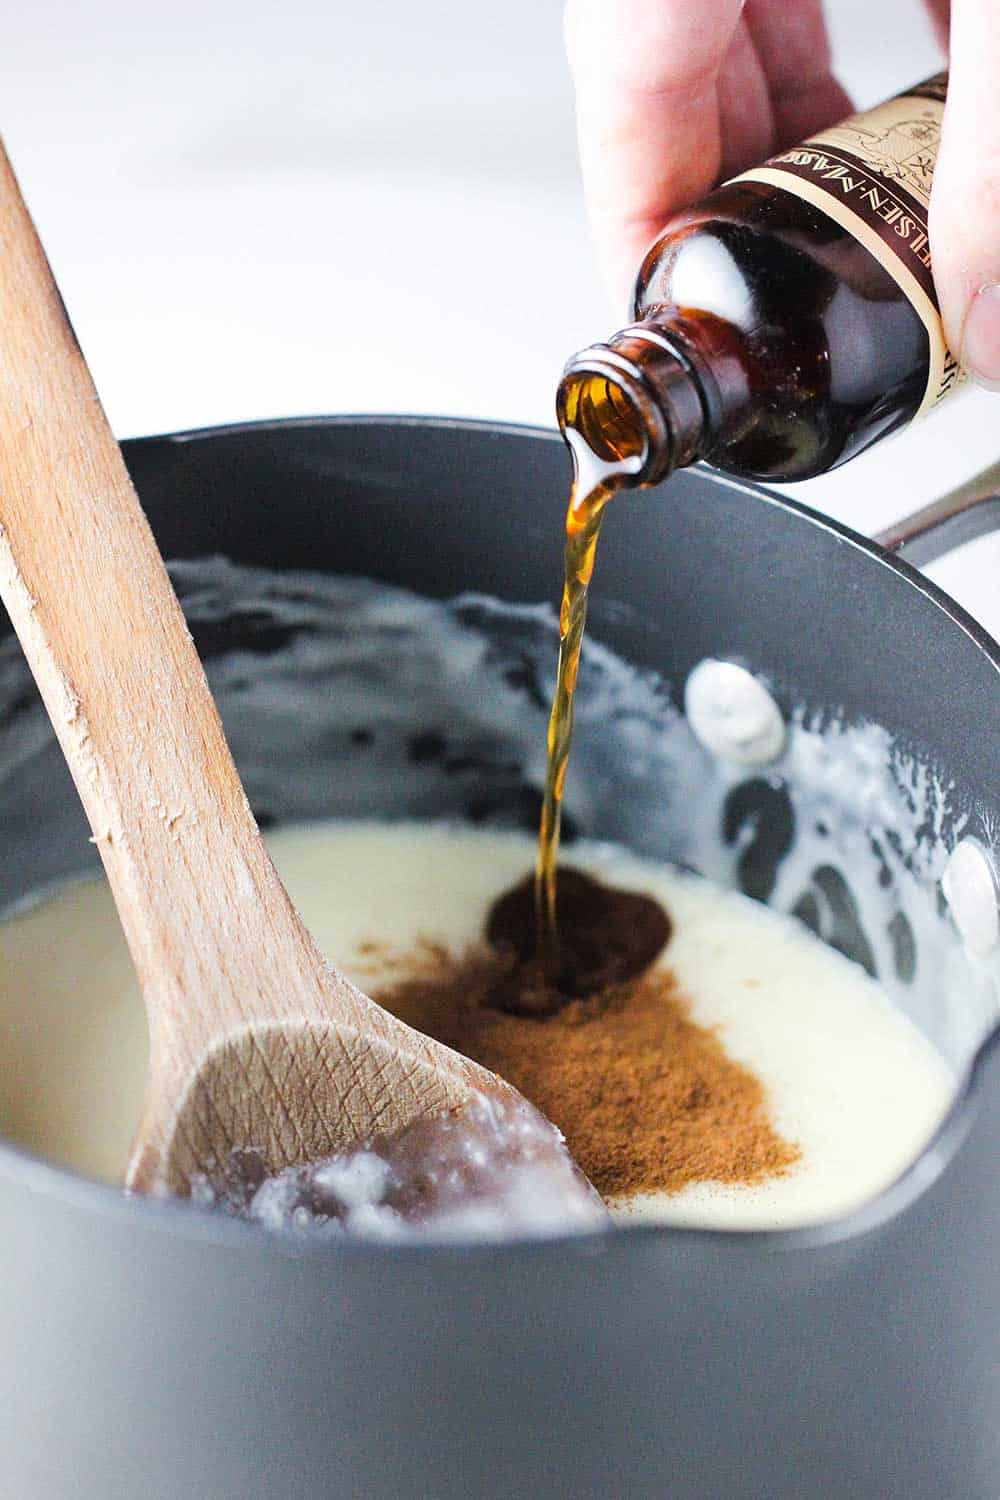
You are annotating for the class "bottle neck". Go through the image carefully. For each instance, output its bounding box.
[557,320,711,490]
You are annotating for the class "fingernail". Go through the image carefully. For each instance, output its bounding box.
[961,285,1000,390]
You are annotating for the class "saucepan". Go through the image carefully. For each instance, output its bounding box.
[2,416,1000,1499]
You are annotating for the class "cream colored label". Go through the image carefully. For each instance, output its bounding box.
[729,74,963,416]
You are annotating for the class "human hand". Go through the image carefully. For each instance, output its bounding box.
[930,1,1000,389]
[565,0,1000,389]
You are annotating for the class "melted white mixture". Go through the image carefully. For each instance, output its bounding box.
[0,820,955,1230]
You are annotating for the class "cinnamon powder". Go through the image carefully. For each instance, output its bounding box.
[374,913,799,1204]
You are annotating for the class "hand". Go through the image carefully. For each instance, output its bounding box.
[565,0,1000,389]
[931,1,1000,389]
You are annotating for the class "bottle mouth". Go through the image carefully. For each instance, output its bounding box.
[556,356,665,490]
[557,324,705,489]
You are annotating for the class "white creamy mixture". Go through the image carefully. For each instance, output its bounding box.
[0,819,955,1231]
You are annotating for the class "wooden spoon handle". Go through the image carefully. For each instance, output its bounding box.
[0,141,331,1060]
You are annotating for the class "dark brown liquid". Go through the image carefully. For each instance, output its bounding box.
[534,401,647,937]
[489,866,670,1016]
[534,469,615,936]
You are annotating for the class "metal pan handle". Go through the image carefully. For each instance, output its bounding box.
[873,459,1000,568]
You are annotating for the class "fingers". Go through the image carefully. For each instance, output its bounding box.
[743,0,852,144]
[564,0,849,316]
[715,17,775,182]
[929,0,1000,387]
[565,0,744,312]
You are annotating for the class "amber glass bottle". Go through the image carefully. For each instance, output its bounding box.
[559,73,960,486]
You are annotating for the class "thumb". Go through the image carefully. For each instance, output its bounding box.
[930,0,1000,389]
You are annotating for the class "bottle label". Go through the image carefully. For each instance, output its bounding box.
[728,73,963,416]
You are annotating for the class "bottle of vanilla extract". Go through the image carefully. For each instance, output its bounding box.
[560,73,961,488]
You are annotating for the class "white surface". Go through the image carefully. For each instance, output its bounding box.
[3,1,999,631]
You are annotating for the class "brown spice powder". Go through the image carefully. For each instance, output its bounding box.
[375,948,800,1203]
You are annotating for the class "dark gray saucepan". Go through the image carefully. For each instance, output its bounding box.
[2,416,1000,1500]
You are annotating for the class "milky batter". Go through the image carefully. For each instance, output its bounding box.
[0,819,956,1232]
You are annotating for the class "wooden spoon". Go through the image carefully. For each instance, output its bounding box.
[0,142,549,1201]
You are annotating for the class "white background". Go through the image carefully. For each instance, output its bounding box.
[3,1,998,630]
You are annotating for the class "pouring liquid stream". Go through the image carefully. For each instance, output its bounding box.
[535,422,646,941]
